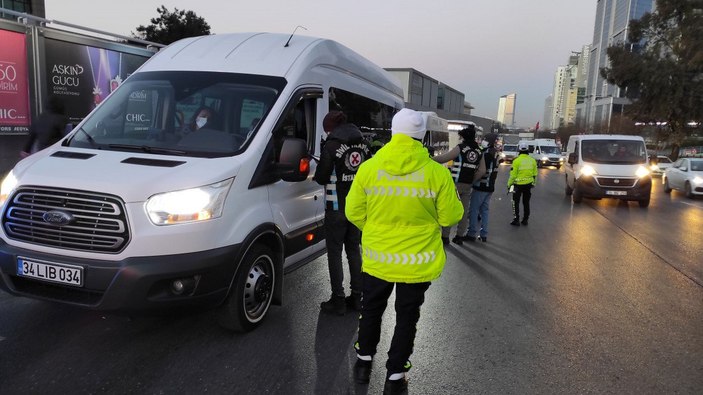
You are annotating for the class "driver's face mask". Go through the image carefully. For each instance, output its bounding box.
[481,140,489,149]
[195,116,208,129]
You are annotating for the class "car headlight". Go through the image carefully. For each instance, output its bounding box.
[146,178,233,225]
[559,157,565,162]
[693,176,703,185]
[0,171,18,208]
[581,165,597,177]
[541,156,549,161]
[650,164,660,171]
[635,166,650,178]
[500,152,506,158]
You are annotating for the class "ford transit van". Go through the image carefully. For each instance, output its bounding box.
[564,134,651,207]
[0,33,404,331]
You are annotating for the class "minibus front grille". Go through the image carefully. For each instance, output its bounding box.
[595,177,638,188]
[2,187,130,253]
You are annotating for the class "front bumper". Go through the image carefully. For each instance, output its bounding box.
[577,175,652,201]
[0,238,241,311]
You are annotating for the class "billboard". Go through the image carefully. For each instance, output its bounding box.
[45,39,149,124]
[0,30,31,134]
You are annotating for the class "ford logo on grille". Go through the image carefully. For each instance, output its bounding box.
[43,210,74,226]
[614,179,620,184]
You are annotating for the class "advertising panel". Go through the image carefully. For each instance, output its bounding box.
[45,39,150,124]
[0,30,31,134]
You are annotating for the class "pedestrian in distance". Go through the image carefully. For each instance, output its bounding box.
[20,96,69,158]
[466,133,500,242]
[313,110,370,315]
[432,124,485,245]
[345,108,463,394]
[507,141,538,226]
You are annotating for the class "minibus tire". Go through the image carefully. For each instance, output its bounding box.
[565,176,573,196]
[572,182,583,203]
[663,178,672,193]
[218,244,275,332]
[638,198,650,208]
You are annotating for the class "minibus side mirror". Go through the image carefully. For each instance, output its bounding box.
[277,138,310,182]
[568,153,578,164]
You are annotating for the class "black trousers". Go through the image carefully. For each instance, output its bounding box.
[512,184,532,220]
[324,210,362,297]
[355,272,431,376]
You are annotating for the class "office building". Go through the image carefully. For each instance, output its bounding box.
[497,93,516,127]
[577,0,654,132]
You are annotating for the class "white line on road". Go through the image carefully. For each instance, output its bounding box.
[0,336,5,342]
[680,201,703,209]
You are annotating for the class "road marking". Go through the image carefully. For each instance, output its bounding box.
[0,336,5,342]
[680,201,703,209]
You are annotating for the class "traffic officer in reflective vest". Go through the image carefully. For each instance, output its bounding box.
[432,124,485,245]
[507,141,538,226]
[345,108,463,394]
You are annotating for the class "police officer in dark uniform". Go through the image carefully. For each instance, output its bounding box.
[314,111,371,315]
[433,125,485,245]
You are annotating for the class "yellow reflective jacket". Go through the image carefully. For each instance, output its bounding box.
[345,134,464,283]
[507,153,538,186]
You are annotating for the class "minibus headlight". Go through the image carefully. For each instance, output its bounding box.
[693,176,703,185]
[0,171,18,208]
[581,165,597,177]
[635,166,650,178]
[146,178,233,225]
[541,156,549,161]
[650,164,660,172]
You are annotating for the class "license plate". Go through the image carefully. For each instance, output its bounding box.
[16,257,83,287]
[606,190,627,196]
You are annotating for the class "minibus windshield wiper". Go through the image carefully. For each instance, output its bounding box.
[107,144,187,156]
[72,128,98,147]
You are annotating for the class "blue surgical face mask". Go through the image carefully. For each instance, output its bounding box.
[195,117,208,129]
[481,140,489,148]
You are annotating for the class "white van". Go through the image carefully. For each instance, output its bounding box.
[0,33,404,331]
[522,138,564,169]
[564,134,652,207]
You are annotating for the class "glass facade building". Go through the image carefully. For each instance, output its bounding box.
[579,0,654,132]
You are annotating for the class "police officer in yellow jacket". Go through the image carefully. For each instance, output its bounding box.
[507,141,538,226]
[345,108,464,394]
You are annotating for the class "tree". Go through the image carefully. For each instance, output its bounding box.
[133,6,211,45]
[600,0,703,159]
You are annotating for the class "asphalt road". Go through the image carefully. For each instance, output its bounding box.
[1,165,702,394]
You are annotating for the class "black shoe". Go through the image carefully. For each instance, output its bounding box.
[464,235,477,242]
[345,293,362,311]
[451,236,463,245]
[353,359,372,384]
[480,236,487,242]
[521,218,528,225]
[510,219,520,226]
[383,377,408,395]
[320,295,346,315]
[441,237,449,245]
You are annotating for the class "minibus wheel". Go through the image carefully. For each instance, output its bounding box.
[663,178,672,193]
[572,182,583,203]
[218,244,275,332]
[565,176,573,196]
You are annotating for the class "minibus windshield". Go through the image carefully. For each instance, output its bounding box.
[581,140,647,164]
[67,71,286,158]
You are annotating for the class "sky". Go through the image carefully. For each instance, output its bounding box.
[44,0,597,128]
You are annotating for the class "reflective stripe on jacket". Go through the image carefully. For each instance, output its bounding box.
[507,153,538,186]
[345,134,464,283]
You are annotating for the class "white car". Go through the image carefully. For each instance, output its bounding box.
[650,155,673,177]
[663,158,703,198]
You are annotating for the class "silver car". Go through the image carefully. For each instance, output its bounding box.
[663,158,703,198]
